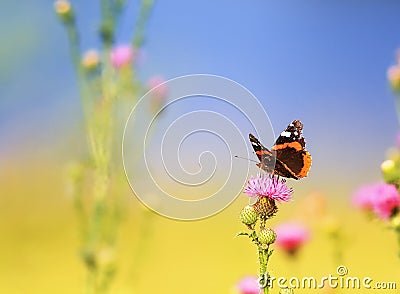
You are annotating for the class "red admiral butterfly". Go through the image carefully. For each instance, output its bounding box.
[249,120,312,180]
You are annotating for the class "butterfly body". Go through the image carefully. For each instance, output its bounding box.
[249,120,312,180]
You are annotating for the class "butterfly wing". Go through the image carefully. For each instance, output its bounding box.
[272,120,312,178]
[249,133,275,174]
[249,133,299,179]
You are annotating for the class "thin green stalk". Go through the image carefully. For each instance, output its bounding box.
[101,0,112,19]
[258,219,272,294]
[258,246,271,294]
[70,165,88,241]
[63,14,95,137]
[132,0,154,47]
[59,1,156,292]
[264,283,269,294]
[113,0,126,25]
[61,14,106,289]
[100,0,115,46]
[64,17,81,71]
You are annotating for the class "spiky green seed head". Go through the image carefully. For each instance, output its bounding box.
[240,205,258,226]
[259,228,276,245]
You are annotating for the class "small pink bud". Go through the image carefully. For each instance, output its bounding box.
[274,222,309,255]
[110,45,134,69]
[236,276,259,294]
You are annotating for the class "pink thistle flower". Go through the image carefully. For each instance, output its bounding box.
[352,183,399,220]
[352,184,375,211]
[110,45,134,69]
[244,174,293,203]
[147,76,167,98]
[274,222,309,255]
[387,65,400,81]
[236,276,259,294]
[147,76,168,114]
[371,184,399,220]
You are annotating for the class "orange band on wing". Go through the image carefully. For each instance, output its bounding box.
[298,151,312,178]
[256,150,272,156]
[272,141,303,151]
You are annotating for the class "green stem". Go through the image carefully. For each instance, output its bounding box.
[258,247,266,275]
[59,1,156,292]
[101,0,112,19]
[64,9,116,293]
[132,0,154,47]
[65,20,81,73]
[100,0,115,45]
[63,15,94,127]
[258,246,270,294]
[264,284,269,294]
[71,168,88,241]
[113,0,126,23]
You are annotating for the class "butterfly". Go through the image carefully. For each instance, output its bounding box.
[249,120,312,180]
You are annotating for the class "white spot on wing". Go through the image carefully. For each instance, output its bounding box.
[281,131,291,137]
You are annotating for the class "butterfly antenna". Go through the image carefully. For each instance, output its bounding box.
[233,155,259,164]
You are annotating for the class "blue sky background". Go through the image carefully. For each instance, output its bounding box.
[1,1,400,196]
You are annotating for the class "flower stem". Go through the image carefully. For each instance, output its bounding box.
[64,19,81,73]
[258,244,272,294]
[132,0,154,47]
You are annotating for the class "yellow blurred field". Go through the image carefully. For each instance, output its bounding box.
[1,158,399,294]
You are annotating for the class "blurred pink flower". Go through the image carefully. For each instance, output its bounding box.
[387,65,400,90]
[147,76,167,114]
[244,174,292,203]
[352,184,375,211]
[352,183,399,220]
[147,76,167,98]
[236,276,259,294]
[371,184,399,220]
[274,222,309,255]
[110,45,134,69]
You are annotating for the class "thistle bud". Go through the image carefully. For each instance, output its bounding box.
[253,197,278,220]
[54,0,74,23]
[82,49,100,72]
[391,214,400,230]
[259,228,276,245]
[387,65,400,92]
[240,205,258,227]
[100,21,114,44]
[381,159,395,174]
